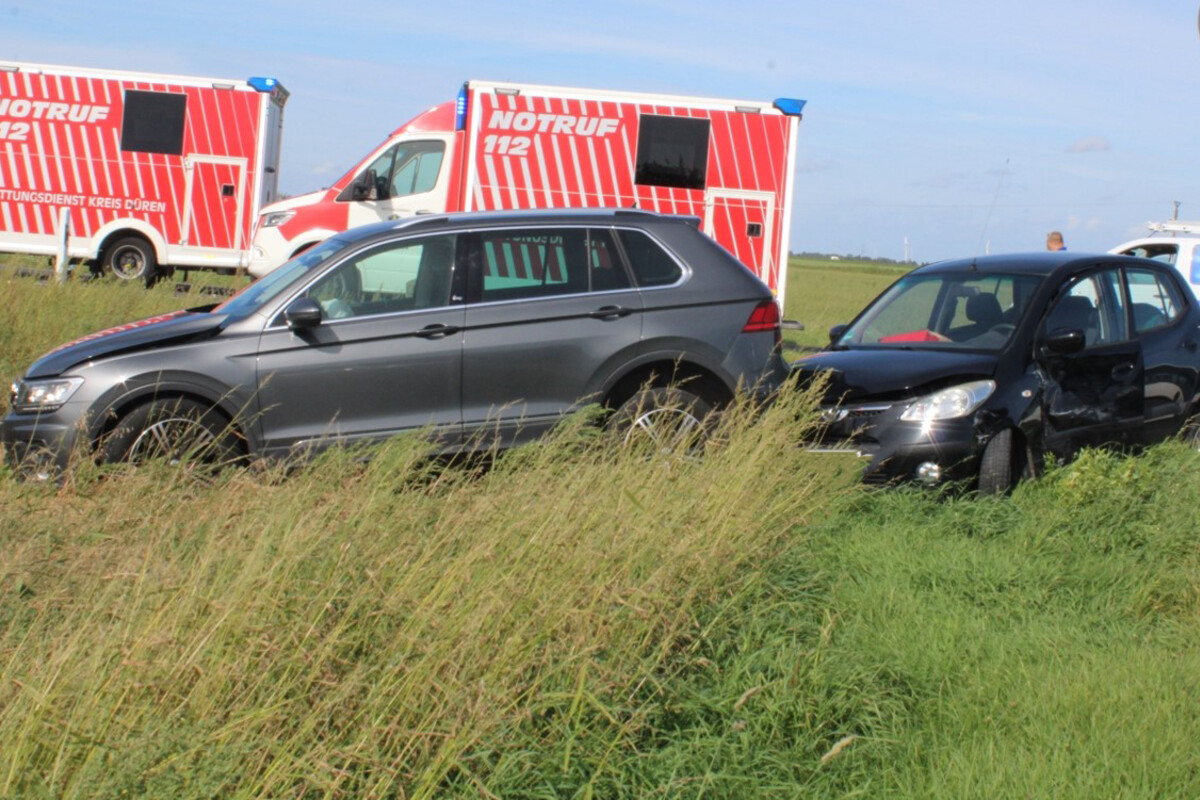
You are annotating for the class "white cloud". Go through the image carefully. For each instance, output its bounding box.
[1066,136,1111,154]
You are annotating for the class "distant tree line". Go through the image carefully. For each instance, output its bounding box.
[790,251,923,266]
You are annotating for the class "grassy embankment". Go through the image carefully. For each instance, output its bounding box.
[2,257,1199,798]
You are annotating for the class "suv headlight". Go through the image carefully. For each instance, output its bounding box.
[900,380,995,422]
[260,210,295,228]
[10,377,84,413]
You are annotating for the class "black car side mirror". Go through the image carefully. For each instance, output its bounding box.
[828,323,848,344]
[284,297,324,330]
[1040,328,1086,356]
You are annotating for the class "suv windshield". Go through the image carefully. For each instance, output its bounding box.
[215,238,347,318]
[837,271,1043,351]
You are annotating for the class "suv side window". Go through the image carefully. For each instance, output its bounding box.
[616,229,683,287]
[1126,267,1184,333]
[474,227,625,302]
[307,234,457,320]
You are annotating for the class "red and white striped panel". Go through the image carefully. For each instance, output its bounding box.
[0,69,263,251]
[468,90,792,291]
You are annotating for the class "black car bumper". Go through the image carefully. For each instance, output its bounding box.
[811,404,989,487]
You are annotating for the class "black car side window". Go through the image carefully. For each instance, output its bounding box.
[616,229,683,287]
[1043,270,1128,348]
[1126,267,1183,333]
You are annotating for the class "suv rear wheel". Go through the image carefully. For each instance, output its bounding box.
[608,387,714,458]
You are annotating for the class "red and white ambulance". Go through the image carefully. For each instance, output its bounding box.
[250,80,803,302]
[0,61,287,281]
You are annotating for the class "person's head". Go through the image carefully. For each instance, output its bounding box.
[1046,231,1066,251]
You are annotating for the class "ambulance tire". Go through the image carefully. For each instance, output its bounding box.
[104,237,157,283]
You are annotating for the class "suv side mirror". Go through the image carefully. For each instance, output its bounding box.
[1040,328,1085,356]
[828,323,848,344]
[284,297,324,330]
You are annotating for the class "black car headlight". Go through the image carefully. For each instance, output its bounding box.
[900,380,995,423]
[10,377,84,413]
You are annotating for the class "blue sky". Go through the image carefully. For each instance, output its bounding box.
[3,0,1200,262]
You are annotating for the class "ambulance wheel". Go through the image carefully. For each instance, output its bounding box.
[104,237,156,282]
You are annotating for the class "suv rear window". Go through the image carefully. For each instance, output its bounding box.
[476,228,627,301]
[617,229,683,287]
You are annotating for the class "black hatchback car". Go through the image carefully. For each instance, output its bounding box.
[794,252,1200,493]
[4,209,787,478]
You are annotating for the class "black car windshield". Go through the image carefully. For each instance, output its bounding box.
[836,271,1043,351]
[213,238,348,318]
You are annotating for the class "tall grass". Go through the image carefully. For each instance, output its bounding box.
[0,385,840,798]
[0,263,245,406]
[5,258,1200,798]
[594,444,1200,798]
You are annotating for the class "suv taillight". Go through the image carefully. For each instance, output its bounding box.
[743,300,782,345]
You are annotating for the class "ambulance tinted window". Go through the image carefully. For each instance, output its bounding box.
[634,115,710,191]
[617,229,683,287]
[121,91,187,155]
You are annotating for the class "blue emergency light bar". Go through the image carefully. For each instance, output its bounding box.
[247,77,280,93]
[772,98,806,116]
[455,83,469,131]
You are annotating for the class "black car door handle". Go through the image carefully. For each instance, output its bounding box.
[1182,338,1198,353]
[1111,362,1137,381]
[414,323,461,339]
[589,305,634,320]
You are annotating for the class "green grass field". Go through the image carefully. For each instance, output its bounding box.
[2,255,1199,798]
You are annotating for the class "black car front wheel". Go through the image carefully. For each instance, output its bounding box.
[977,428,1035,496]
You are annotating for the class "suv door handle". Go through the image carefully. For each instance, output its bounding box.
[589,305,634,320]
[414,323,461,339]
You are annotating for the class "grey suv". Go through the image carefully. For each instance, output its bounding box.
[4,209,787,477]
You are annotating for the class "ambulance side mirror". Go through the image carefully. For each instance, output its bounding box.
[352,169,379,201]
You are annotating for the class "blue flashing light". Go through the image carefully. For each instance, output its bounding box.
[455,83,469,131]
[247,76,279,93]
[773,98,806,116]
